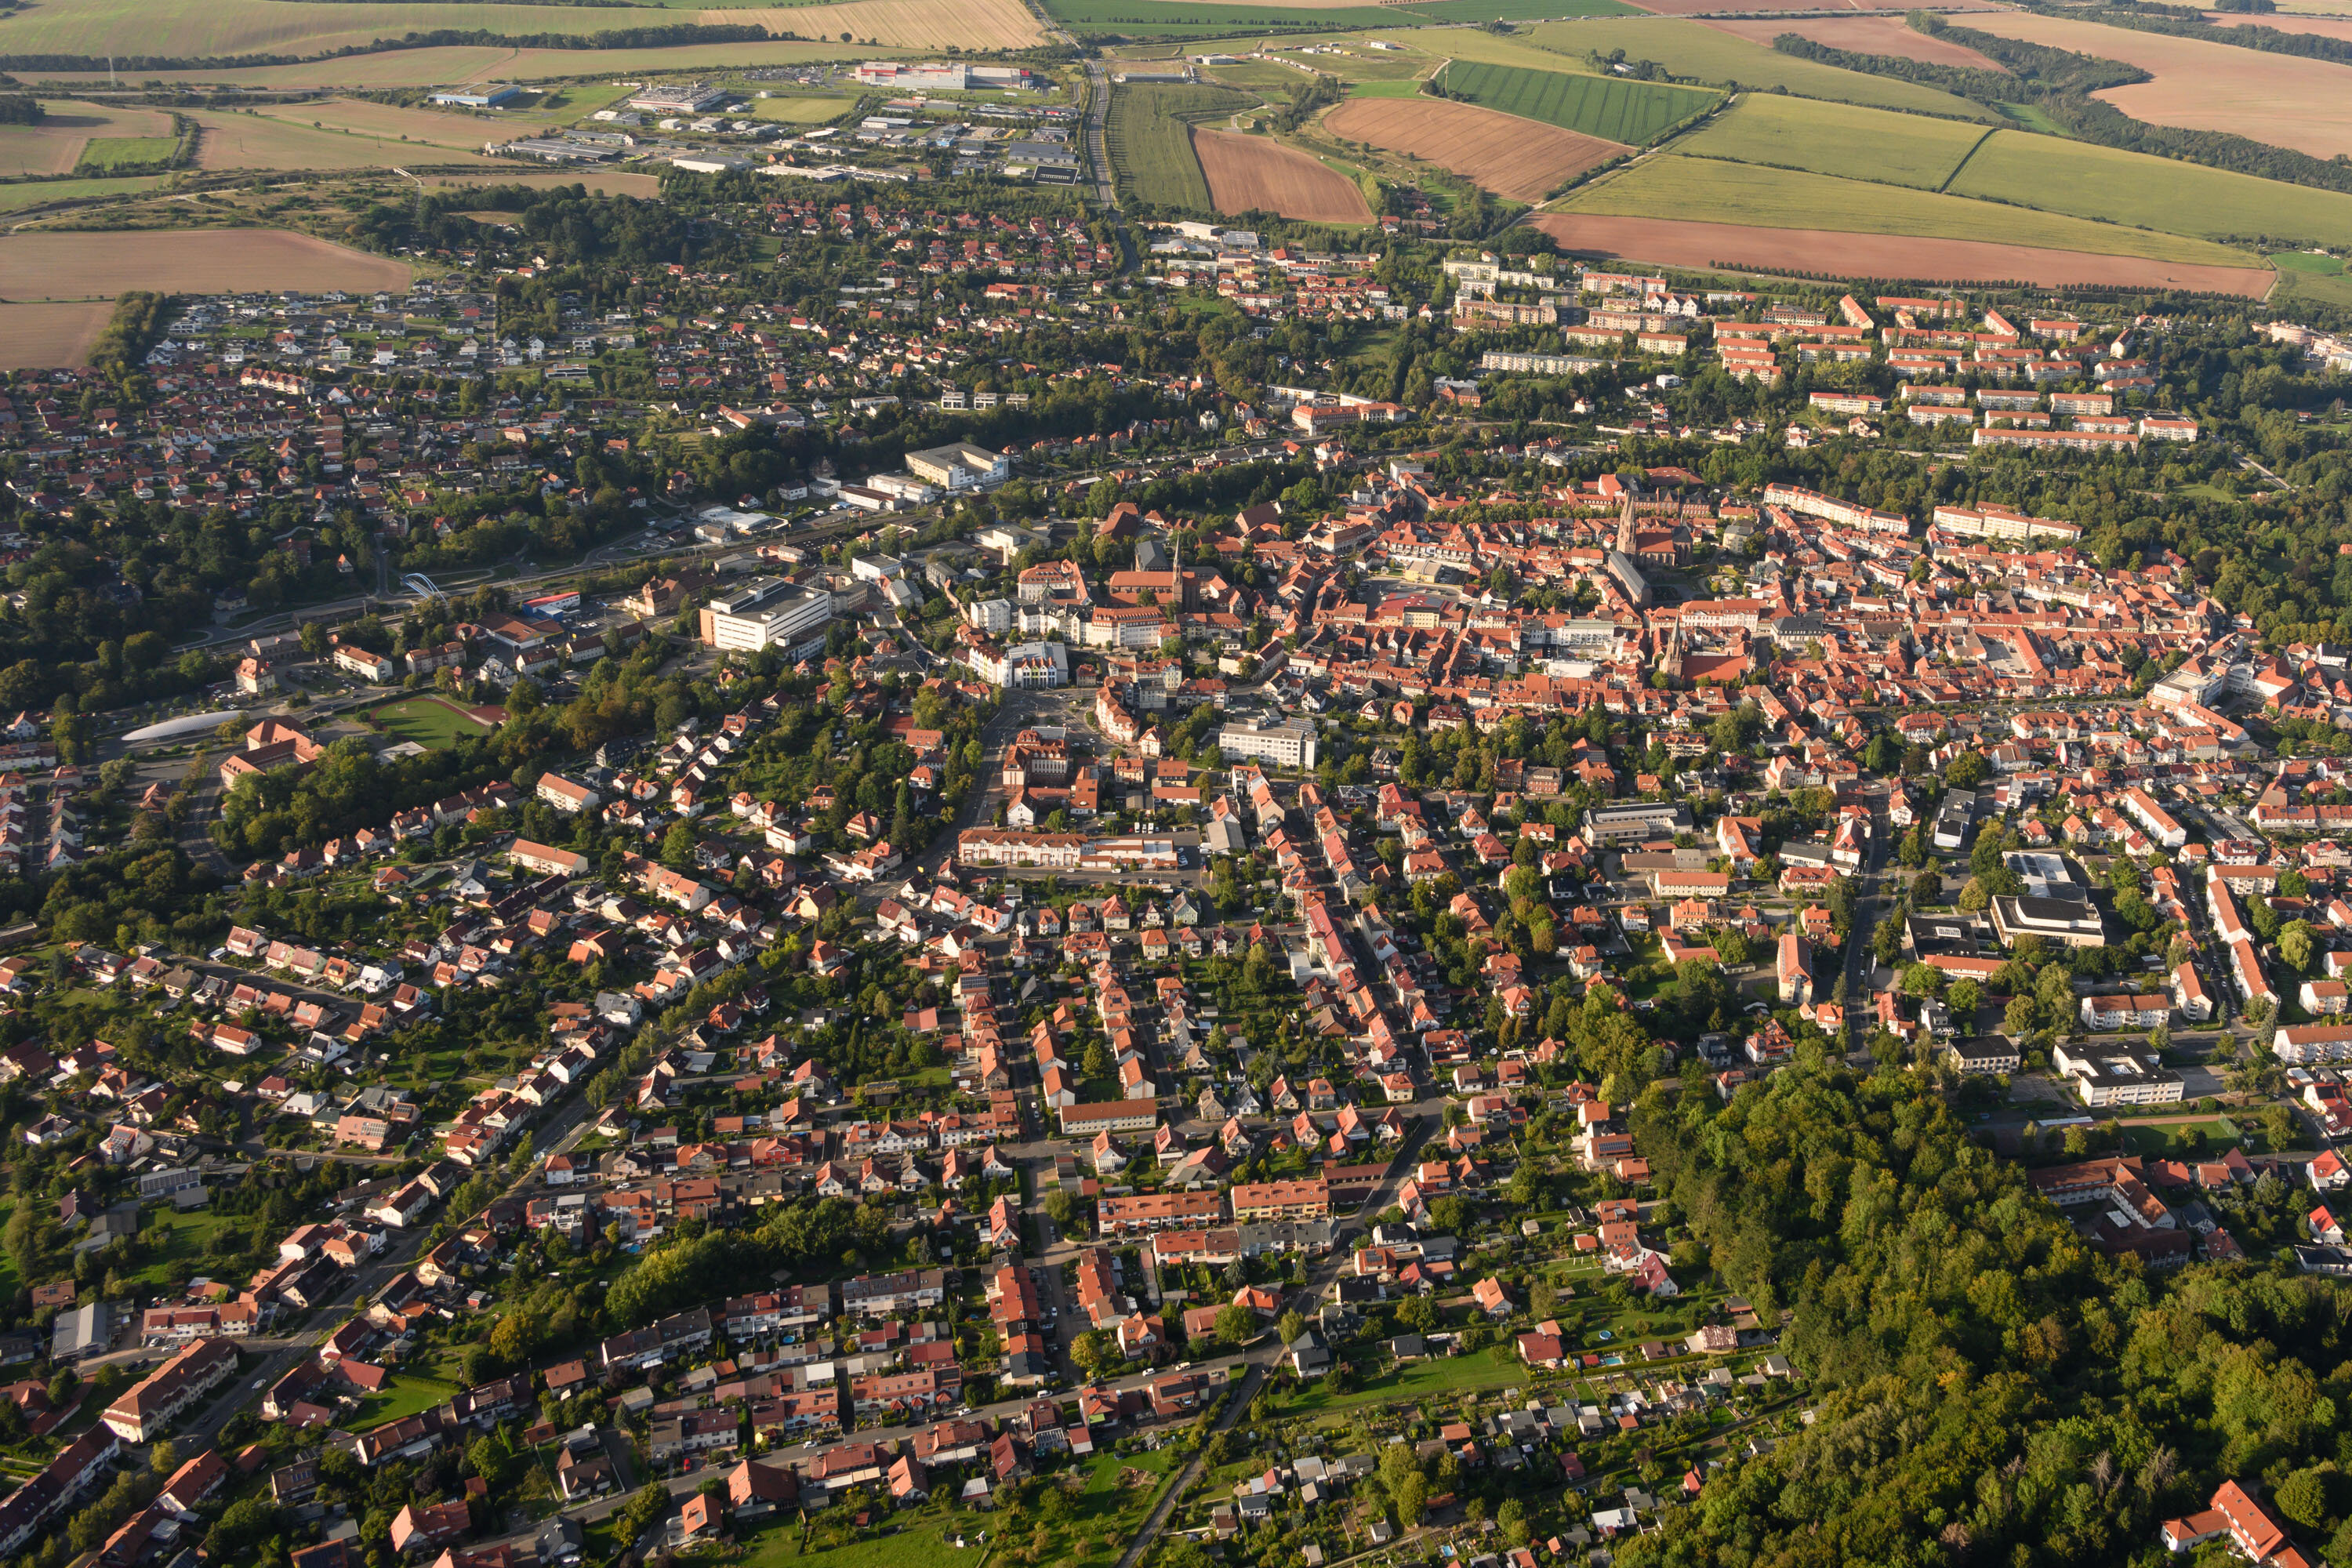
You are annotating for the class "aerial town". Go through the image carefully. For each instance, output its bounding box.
[6,5,2352,1564]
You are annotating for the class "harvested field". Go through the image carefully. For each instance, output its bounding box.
[0,303,117,371]
[1700,15,2006,70]
[249,97,507,151]
[34,41,895,91]
[0,101,176,177]
[0,0,665,59]
[2209,10,2352,42]
[702,0,1044,47]
[1554,152,2260,263]
[192,109,503,170]
[1625,0,1913,15]
[1968,10,2352,159]
[1323,94,1624,201]
[1529,212,2275,296]
[0,230,413,301]
[1193,129,1372,221]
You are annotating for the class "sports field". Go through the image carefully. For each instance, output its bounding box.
[1105,81,1258,207]
[1967,10,2352,160]
[1673,93,1986,190]
[367,695,502,750]
[1435,59,1714,143]
[1552,154,2263,267]
[1425,20,1995,118]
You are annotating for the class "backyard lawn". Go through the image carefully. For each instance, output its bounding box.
[125,1204,248,1289]
[1283,1348,1535,1416]
[350,1373,463,1431]
[735,1512,989,1568]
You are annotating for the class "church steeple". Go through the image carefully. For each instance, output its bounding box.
[1616,492,1637,557]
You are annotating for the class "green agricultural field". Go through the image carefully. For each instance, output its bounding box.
[1046,0,1401,35]
[1399,0,1637,20]
[73,136,180,171]
[367,694,500,750]
[1672,93,1985,189]
[1436,57,1716,143]
[1425,21,1995,120]
[0,0,677,59]
[1348,76,1425,96]
[1949,129,2352,250]
[1554,154,2261,266]
[2272,264,2352,310]
[1104,80,1258,206]
[0,175,163,212]
[2272,249,2347,274]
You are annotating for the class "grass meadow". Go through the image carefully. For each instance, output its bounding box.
[368,695,499,750]
[1948,129,2352,250]
[1436,57,1715,143]
[1554,154,2262,266]
[74,136,180,171]
[1672,93,1985,189]
[1105,80,1258,206]
[1430,20,1995,120]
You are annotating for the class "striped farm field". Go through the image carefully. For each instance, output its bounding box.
[1700,16,2008,71]
[1673,93,1987,190]
[1106,82,1259,209]
[1552,154,2261,267]
[0,303,118,371]
[1434,58,1716,143]
[1323,93,1624,200]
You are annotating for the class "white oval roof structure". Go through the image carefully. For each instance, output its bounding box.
[122,710,244,744]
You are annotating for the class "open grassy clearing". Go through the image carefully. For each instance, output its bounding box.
[350,1373,463,1432]
[366,695,500,750]
[1947,128,2352,251]
[0,174,164,212]
[420,169,663,198]
[1105,80,1258,207]
[74,136,180,171]
[1281,1347,1535,1415]
[1436,56,1715,143]
[1046,0,1404,34]
[1672,93,1984,189]
[2272,265,2352,311]
[0,100,175,176]
[2273,249,2348,274]
[1552,153,2263,266]
[746,94,856,123]
[1401,0,1639,17]
[1425,20,1995,119]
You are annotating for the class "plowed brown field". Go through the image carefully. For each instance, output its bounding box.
[1700,15,2006,68]
[1323,96,1623,201]
[1529,212,2275,296]
[0,303,116,369]
[1193,129,1372,223]
[0,230,413,300]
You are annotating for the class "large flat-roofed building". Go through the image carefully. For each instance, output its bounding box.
[2053,1045,2183,1108]
[1991,895,2107,949]
[1218,717,1317,771]
[629,82,727,114]
[1582,802,1693,844]
[905,443,1009,492]
[698,575,833,659]
[431,85,524,108]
